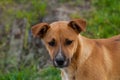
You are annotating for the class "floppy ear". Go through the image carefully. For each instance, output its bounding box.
[31,23,50,38]
[68,19,86,34]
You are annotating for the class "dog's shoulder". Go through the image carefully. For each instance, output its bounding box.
[99,35,120,51]
[93,34,120,43]
[110,34,120,41]
[86,35,120,50]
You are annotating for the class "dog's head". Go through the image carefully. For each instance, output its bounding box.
[32,19,86,68]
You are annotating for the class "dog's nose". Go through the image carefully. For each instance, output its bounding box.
[55,56,65,66]
[54,52,69,68]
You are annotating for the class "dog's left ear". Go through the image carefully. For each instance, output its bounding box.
[68,19,86,34]
[31,23,50,38]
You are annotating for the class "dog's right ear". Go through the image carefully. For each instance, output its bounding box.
[31,23,50,38]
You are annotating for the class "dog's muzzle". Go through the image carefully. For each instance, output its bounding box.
[53,53,69,68]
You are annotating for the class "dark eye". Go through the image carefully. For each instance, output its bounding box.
[48,39,56,47]
[65,39,73,45]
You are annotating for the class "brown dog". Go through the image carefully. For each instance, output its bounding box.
[32,19,120,80]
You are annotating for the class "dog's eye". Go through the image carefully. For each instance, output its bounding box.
[48,39,56,47]
[65,39,73,45]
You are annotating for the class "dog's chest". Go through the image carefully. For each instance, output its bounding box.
[61,69,76,80]
[62,71,69,80]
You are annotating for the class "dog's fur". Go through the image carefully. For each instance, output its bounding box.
[32,19,120,80]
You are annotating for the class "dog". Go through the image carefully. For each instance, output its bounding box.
[31,19,120,80]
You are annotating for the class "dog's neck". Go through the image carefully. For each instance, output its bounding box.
[78,35,94,66]
[70,35,93,68]
[61,35,93,80]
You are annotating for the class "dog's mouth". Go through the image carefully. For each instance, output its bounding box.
[53,58,69,68]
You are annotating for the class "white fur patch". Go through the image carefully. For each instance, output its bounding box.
[61,69,69,80]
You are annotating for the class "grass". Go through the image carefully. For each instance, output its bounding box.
[0,66,61,80]
[83,0,120,38]
[0,0,120,80]
[0,68,34,80]
[39,67,61,80]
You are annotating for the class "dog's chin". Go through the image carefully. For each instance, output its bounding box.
[54,64,68,68]
[53,59,70,68]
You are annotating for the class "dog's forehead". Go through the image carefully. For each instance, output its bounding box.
[49,21,74,36]
[44,21,77,41]
[48,21,71,36]
[50,21,69,29]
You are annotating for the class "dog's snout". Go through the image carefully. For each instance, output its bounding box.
[54,52,69,68]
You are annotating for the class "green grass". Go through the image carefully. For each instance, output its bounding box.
[0,66,61,80]
[83,0,120,38]
[0,68,34,80]
[40,67,61,80]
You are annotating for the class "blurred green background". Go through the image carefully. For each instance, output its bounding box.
[0,0,120,80]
